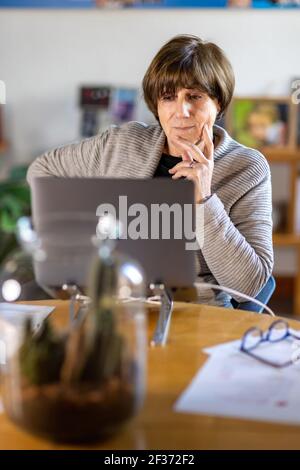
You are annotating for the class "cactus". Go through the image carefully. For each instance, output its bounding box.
[19,241,124,387]
[19,318,65,385]
[62,245,124,384]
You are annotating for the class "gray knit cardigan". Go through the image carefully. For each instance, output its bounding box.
[27,121,274,307]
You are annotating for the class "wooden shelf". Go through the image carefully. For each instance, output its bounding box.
[0,141,7,153]
[263,148,300,163]
[268,146,300,315]
[273,233,300,246]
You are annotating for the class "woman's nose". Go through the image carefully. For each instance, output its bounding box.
[175,100,191,118]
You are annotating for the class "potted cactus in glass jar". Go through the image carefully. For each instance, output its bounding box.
[1,216,146,443]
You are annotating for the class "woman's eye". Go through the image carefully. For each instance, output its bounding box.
[190,95,202,100]
[161,95,174,101]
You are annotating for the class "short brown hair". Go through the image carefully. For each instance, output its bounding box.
[142,35,235,120]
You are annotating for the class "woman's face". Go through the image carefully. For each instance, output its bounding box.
[157,88,220,156]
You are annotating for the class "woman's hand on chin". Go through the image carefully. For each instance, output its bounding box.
[168,124,214,203]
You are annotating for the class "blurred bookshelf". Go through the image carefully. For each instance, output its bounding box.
[264,148,300,163]
[0,141,7,153]
[273,233,300,246]
[264,148,300,316]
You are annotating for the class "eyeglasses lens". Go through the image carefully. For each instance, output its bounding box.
[268,321,288,342]
[243,328,262,351]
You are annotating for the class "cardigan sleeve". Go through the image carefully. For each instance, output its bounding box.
[198,160,274,302]
[26,130,110,186]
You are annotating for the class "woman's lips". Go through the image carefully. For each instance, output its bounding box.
[173,125,195,130]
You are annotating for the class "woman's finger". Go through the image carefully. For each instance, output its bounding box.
[181,150,193,162]
[174,136,207,164]
[202,124,214,160]
[171,168,195,180]
[168,138,192,162]
[168,161,194,173]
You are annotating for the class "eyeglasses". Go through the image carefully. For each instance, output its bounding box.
[240,320,300,368]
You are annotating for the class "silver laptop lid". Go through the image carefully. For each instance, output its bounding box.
[31,177,197,290]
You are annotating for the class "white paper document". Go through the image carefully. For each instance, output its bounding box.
[0,303,54,330]
[175,336,300,425]
[0,303,55,366]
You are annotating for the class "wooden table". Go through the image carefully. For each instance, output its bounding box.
[1,300,300,450]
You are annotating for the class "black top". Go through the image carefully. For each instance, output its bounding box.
[153,153,182,178]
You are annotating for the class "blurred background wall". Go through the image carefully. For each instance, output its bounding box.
[0,7,299,280]
[0,9,299,162]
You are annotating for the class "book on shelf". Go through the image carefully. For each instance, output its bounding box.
[295,177,300,234]
[0,105,4,148]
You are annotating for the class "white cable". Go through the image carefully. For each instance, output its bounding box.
[118,283,276,317]
[194,282,275,317]
[118,296,161,305]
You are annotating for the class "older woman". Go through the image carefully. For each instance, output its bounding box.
[27,35,273,308]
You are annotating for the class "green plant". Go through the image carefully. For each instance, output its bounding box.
[0,168,31,265]
[19,244,123,387]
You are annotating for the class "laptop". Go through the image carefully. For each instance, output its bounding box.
[31,177,197,294]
